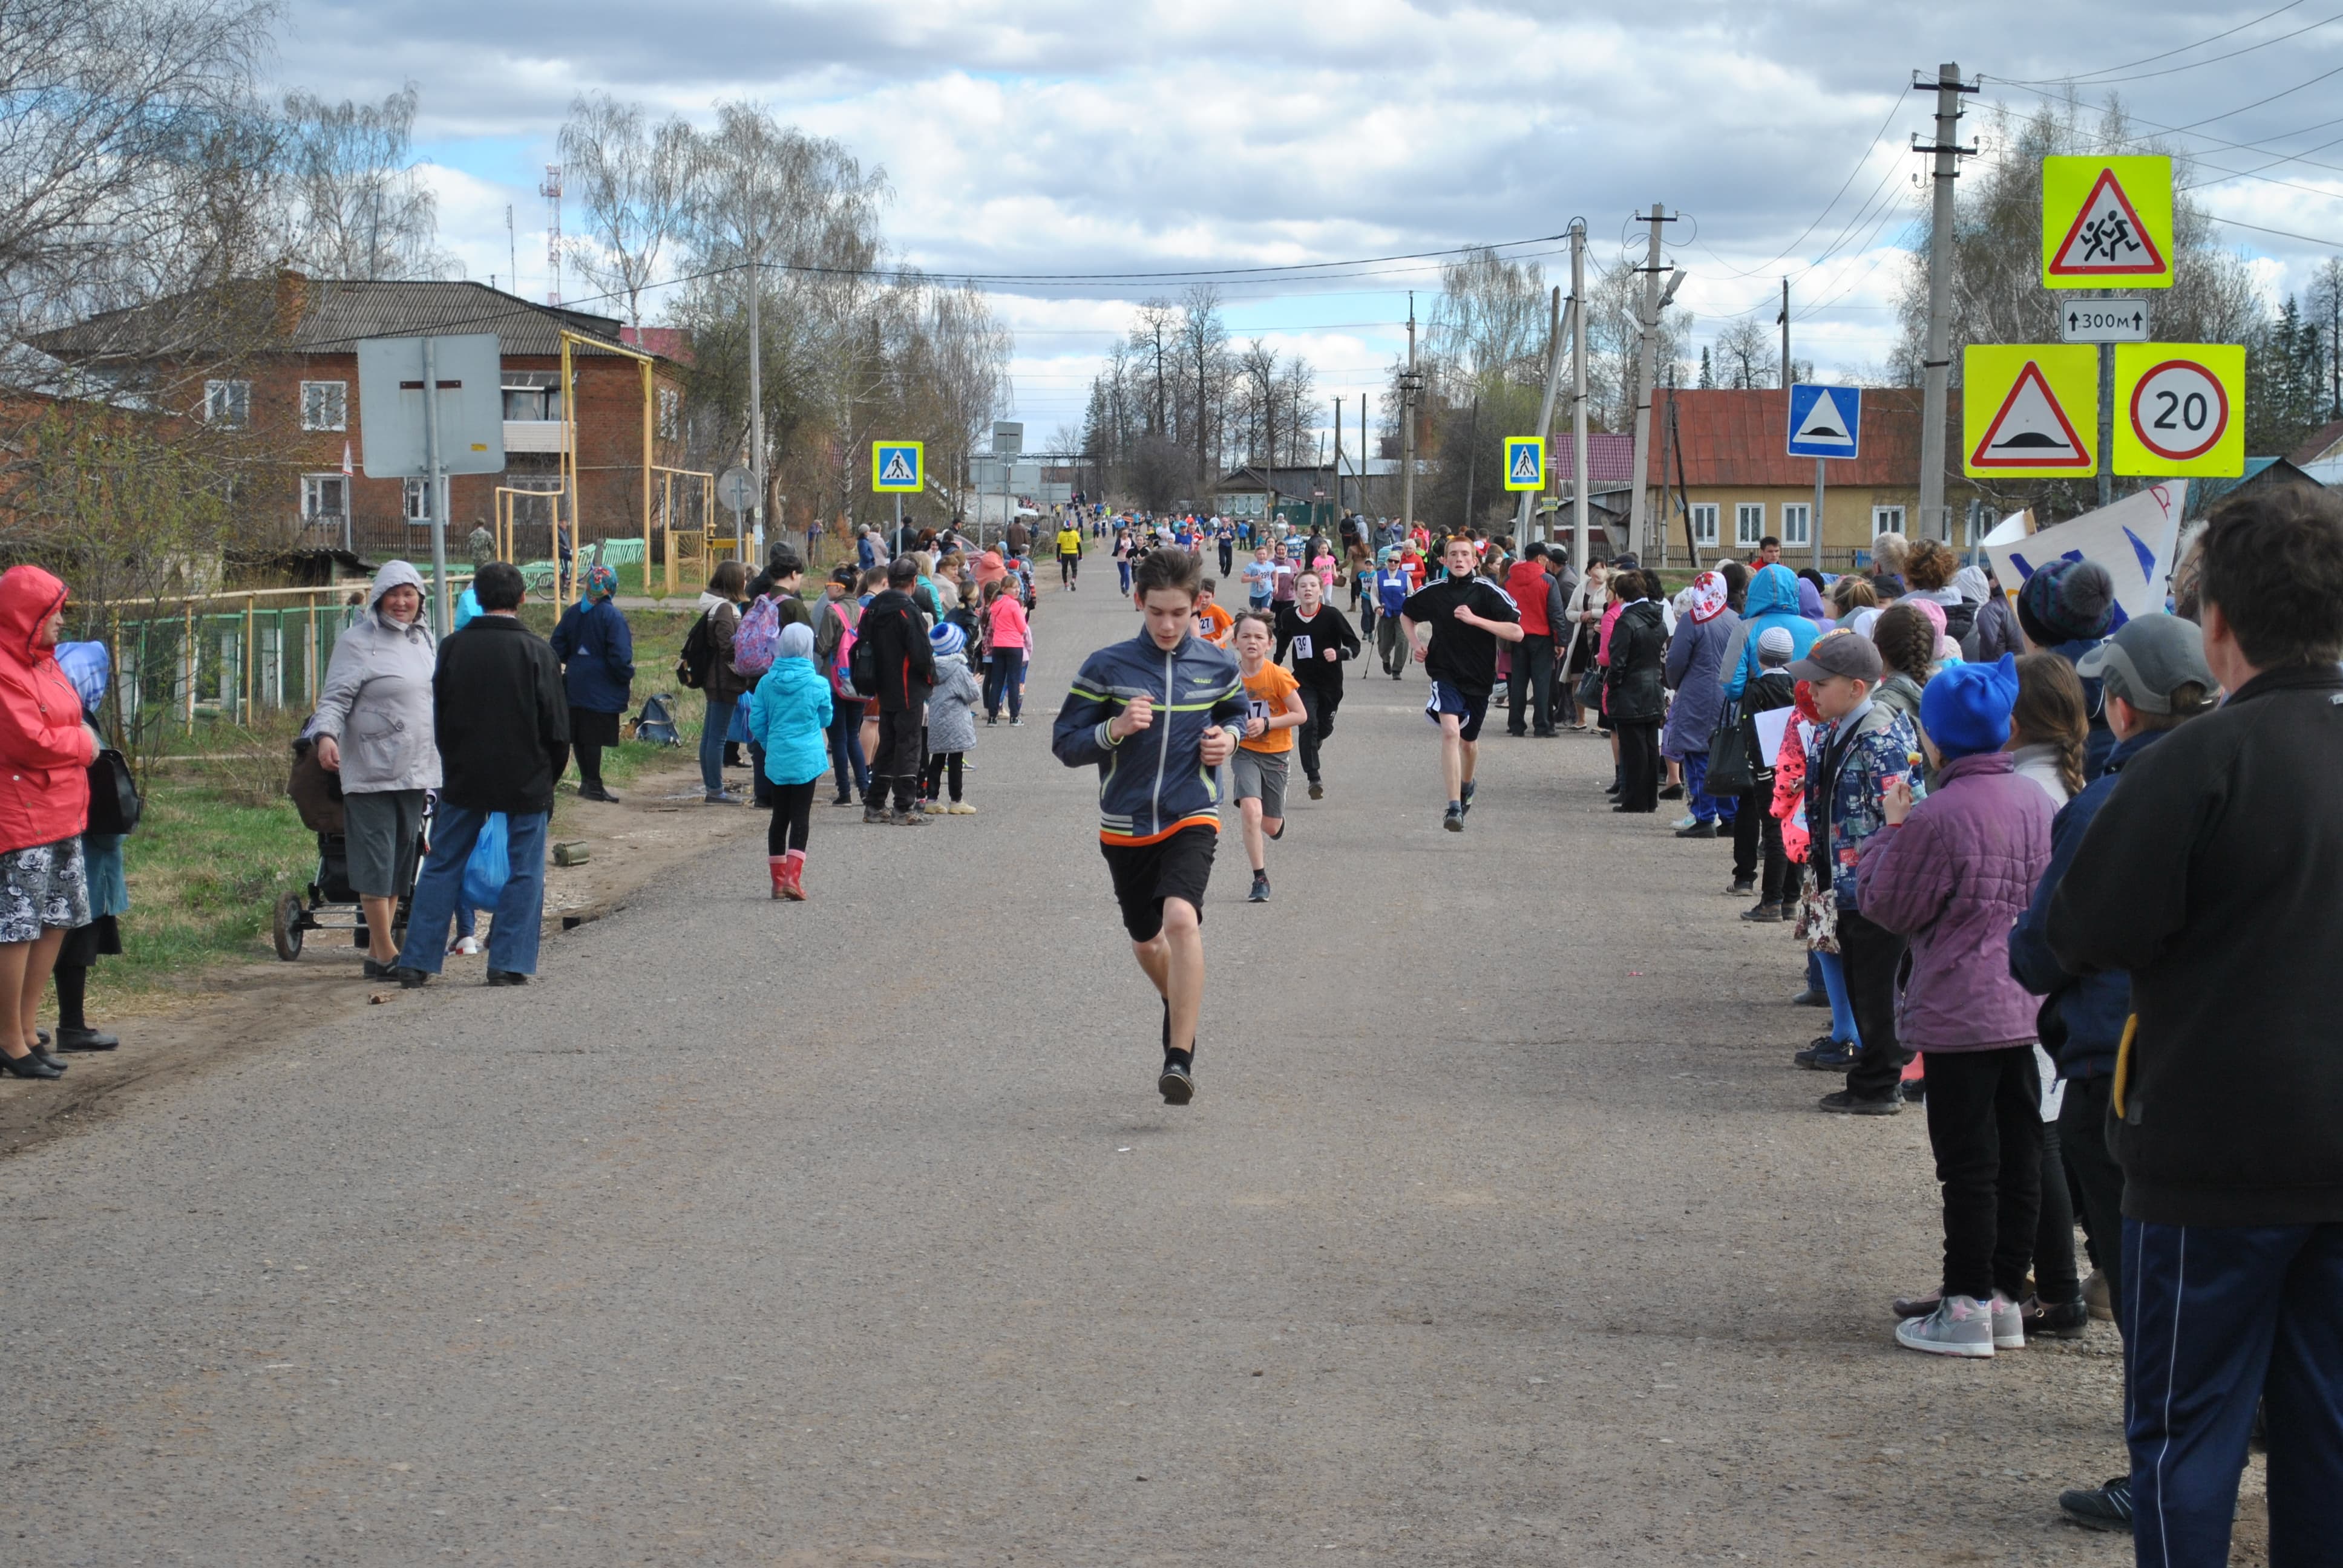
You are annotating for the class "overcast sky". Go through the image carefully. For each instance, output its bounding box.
[279,1,2342,449]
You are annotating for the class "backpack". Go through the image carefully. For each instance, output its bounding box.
[632,693,683,746]
[676,611,715,689]
[732,595,782,677]
[848,604,884,696]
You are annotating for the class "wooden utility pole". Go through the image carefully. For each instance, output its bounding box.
[1915,62,1978,544]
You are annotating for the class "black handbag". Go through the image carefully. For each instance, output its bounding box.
[1704,702,1754,796]
[86,747,142,835]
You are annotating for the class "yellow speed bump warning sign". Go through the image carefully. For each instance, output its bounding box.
[2042,155,2173,289]
[1965,345,2098,478]
[2113,343,2244,478]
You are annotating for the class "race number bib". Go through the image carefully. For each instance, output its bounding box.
[1248,698,1273,727]
[1292,635,1314,659]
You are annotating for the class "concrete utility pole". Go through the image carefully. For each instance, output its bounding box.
[1516,285,1570,545]
[1570,221,1591,575]
[1332,396,1344,517]
[1625,204,1683,560]
[1401,293,1420,538]
[1783,278,1823,569]
[1915,62,1979,544]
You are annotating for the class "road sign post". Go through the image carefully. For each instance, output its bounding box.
[1502,437,1544,492]
[1787,385,1861,558]
[1964,345,2099,479]
[2112,343,2245,478]
[356,333,505,633]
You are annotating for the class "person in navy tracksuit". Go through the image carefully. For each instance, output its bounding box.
[2048,488,2343,1568]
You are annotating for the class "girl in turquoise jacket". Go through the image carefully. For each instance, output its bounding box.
[744,622,834,901]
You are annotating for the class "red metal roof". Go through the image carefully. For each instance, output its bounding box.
[1549,431,1637,482]
[1650,387,1945,488]
[2289,417,2343,467]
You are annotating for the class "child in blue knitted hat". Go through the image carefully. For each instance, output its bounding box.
[1855,655,2060,1357]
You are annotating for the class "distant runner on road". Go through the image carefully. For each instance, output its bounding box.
[1274,570,1361,801]
[1057,520,1083,590]
[1053,547,1247,1105]
[1231,610,1305,904]
[1400,535,1522,832]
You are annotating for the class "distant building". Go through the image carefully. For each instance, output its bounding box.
[1636,388,1991,565]
[38,272,685,558]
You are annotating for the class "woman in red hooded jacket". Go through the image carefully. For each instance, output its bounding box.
[0,566,100,1080]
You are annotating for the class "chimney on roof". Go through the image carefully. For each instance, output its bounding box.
[272,268,309,341]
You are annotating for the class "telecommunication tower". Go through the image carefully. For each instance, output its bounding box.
[539,165,563,305]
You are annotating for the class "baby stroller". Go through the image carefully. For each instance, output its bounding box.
[272,737,434,962]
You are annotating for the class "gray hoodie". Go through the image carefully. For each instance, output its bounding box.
[312,561,442,792]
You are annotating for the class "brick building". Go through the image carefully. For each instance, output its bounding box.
[1636,388,1990,566]
[38,272,686,560]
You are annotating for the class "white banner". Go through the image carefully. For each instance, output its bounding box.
[1979,482,2184,632]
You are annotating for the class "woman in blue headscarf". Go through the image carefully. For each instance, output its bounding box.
[549,563,634,803]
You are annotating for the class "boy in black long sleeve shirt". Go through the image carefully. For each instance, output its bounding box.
[1273,568,1361,799]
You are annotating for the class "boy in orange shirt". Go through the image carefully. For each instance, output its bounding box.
[1193,578,1236,648]
[1231,610,1307,903]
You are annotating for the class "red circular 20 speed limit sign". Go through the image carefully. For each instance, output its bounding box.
[2128,358,2230,463]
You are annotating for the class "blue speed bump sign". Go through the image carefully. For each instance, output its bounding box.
[872,441,923,492]
[1502,437,1545,491]
[1786,385,1861,460]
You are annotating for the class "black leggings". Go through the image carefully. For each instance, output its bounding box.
[54,962,87,1030]
[1061,555,1078,584]
[923,751,965,802]
[767,780,815,855]
[574,739,605,788]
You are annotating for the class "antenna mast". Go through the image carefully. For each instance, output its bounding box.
[540,165,563,305]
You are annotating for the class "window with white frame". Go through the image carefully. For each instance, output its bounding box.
[1780,503,1811,546]
[657,386,680,440]
[1735,502,1765,547]
[1689,502,1719,547]
[300,380,347,431]
[403,478,430,521]
[1966,506,1996,546]
[204,379,249,427]
[1872,505,1906,534]
[301,474,347,523]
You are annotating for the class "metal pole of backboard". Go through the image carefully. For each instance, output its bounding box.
[422,337,451,633]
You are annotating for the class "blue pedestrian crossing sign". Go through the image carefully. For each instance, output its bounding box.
[872,441,923,492]
[1786,385,1861,459]
[1502,436,1545,492]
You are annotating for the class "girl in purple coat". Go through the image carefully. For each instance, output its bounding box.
[1854,655,2055,1357]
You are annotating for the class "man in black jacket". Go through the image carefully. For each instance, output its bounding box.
[859,555,934,826]
[393,561,570,987]
[2048,485,2343,1567]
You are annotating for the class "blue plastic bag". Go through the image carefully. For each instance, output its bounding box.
[460,812,510,912]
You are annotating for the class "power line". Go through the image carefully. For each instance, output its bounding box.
[2002,0,2307,83]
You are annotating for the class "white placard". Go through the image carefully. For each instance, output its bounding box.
[1752,705,1794,769]
[1980,483,2184,633]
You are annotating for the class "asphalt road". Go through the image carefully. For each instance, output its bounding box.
[1,561,2145,1566]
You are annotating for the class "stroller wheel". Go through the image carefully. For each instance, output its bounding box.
[272,890,307,961]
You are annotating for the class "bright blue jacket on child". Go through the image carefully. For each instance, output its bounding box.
[743,658,834,787]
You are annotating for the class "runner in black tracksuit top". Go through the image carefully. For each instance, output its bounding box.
[1273,570,1361,800]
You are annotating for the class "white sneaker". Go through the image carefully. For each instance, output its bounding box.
[1991,1292,2026,1350]
[1895,1293,1996,1357]
[1671,814,1699,831]
[449,936,483,957]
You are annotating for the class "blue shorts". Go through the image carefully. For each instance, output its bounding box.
[1424,680,1490,742]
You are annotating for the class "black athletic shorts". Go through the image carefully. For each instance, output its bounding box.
[1099,823,1217,942]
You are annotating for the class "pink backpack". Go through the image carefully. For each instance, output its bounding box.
[732,594,782,676]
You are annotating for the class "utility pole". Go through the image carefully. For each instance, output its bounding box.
[1570,221,1591,575]
[1516,286,1568,546]
[1783,278,1823,569]
[1625,203,1683,561]
[1915,62,1979,544]
[746,241,765,563]
[1401,293,1421,540]
[1332,395,1344,517]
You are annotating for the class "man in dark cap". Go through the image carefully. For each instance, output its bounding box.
[2016,558,2119,779]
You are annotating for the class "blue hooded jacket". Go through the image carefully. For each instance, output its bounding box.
[1724,564,1819,699]
[744,655,834,788]
[2007,728,2168,1079]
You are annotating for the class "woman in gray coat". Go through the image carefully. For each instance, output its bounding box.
[1661,569,1739,837]
[312,561,439,978]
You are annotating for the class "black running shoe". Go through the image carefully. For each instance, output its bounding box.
[1443,804,1464,832]
[1158,1060,1194,1105]
[1460,780,1477,815]
[2059,1477,2133,1532]
[1817,1088,1901,1116]
[1247,872,1270,903]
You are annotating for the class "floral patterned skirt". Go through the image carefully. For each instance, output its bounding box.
[0,837,89,945]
